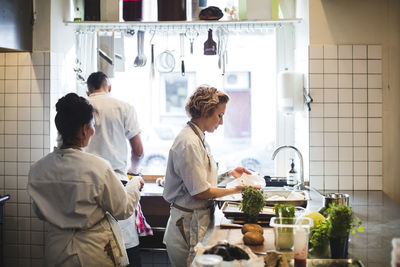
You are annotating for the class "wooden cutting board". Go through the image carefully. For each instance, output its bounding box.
[206,226,276,253]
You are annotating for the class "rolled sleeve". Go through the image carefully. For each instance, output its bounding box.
[125,105,141,140]
[173,143,210,196]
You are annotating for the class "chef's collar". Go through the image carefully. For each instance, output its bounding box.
[88,91,108,97]
[54,146,83,152]
[188,121,205,141]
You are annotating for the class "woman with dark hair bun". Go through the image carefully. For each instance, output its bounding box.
[28,93,140,266]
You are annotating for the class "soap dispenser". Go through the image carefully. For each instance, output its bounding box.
[287,158,297,186]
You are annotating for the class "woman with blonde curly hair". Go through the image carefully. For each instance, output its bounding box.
[162,86,257,266]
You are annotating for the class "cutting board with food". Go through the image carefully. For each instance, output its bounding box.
[206,225,275,253]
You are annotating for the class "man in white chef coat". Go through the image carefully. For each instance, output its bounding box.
[86,71,144,267]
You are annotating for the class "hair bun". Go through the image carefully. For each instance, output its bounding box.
[56,93,83,112]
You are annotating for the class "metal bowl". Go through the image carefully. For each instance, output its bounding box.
[324,193,350,208]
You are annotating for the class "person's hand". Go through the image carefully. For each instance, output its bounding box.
[139,177,144,191]
[229,167,251,178]
[234,184,246,193]
[234,184,261,194]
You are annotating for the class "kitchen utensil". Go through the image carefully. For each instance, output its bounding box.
[219,223,243,229]
[156,32,175,73]
[179,33,185,76]
[185,28,199,54]
[221,202,275,222]
[156,51,175,73]
[216,27,228,74]
[149,30,156,79]
[289,259,365,267]
[134,30,146,67]
[323,193,350,208]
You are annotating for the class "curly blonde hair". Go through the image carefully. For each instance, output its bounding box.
[185,85,229,119]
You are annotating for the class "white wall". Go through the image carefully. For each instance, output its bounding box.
[32,0,51,51]
[309,0,400,202]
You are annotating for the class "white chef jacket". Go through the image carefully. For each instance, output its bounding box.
[163,123,218,266]
[163,123,217,210]
[86,92,141,248]
[86,92,140,175]
[28,147,141,266]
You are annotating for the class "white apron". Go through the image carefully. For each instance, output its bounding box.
[44,216,127,267]
[164,153,218,267]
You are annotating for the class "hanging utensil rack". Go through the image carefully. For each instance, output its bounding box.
[65,19,302,33]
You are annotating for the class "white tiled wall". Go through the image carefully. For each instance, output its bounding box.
[0,52,51,267]
[0,51,74,266]
[309,45,383,191]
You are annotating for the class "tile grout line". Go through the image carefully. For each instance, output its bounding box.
[322,45,326,191]
[336,45,340,191]
[366,46,370,191]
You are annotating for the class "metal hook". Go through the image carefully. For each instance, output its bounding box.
[149,29,156,44]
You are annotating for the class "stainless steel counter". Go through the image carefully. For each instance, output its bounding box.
[140,184,400,266]
[140,182,164,197]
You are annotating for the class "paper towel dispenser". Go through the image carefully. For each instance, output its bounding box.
[277,71,304,114]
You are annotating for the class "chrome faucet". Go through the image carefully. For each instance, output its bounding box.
[271,145,305,190]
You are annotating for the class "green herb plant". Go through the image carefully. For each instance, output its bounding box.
[239,186,265,219]
[274,204,295,231]
[309,219,331,251]
[274,204,295,218]
[324,204,364,239]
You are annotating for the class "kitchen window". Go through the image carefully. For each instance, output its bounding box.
[108,28,279,175]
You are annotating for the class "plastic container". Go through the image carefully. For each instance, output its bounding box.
[270,217,313,252]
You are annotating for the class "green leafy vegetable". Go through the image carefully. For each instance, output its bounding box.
[324,204,363,239]
[309,219,331,249]
[239,186,265,218]
[274,204,295,218]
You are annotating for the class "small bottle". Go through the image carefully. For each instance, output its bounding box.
[204,29,216,55]
[287,158,297,186]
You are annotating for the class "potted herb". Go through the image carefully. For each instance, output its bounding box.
[324,204,363,259]
[239,186,265,223]
[309,219,331,258]
[272,204,295,250]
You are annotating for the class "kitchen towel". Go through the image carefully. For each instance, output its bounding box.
[135,203,153,236]
[97,30,115,78]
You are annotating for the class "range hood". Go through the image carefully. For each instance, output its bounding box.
[0,0,33,51]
